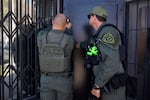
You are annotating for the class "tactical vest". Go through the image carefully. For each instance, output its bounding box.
[39,32,71,73]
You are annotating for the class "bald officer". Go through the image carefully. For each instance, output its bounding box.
[37,13,74,100]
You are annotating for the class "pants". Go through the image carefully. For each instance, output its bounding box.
[40,74,73,100]
[101,86,126,100]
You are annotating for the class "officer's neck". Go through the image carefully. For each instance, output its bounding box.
[52,25,65,32]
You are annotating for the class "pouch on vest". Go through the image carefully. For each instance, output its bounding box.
[39,34,70,73]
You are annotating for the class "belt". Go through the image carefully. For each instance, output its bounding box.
[41,71,72,77]
[101,73,126,94]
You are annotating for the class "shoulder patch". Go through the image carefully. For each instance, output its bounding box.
[102,32,115,44]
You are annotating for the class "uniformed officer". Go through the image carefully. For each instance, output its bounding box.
[77,6,126,100]
[37,13,74,100]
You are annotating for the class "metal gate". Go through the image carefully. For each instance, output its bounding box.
[0,0,62,99]
[126,0,150,100]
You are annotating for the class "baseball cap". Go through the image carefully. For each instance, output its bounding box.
[88,6,108,19]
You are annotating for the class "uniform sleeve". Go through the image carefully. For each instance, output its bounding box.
[65,29,73,35]
[37,33,42,53]
[93,26,123,87]
[64,35,75,57]
[37,27,50,48]
[37,34,41,47]
[37,30,47,53]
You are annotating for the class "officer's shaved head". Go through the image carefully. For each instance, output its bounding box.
[53,14,67,25]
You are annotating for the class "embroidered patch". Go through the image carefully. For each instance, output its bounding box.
[102,32,115,44]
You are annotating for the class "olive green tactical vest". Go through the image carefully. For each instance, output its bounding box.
[39,33,70,73]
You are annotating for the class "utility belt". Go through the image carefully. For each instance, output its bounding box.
[41,71,72,77]
[102,73,127,94]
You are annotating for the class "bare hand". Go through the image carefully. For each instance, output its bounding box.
[76,42,80,48]
[66,22,72,29]
[91,88,101,98]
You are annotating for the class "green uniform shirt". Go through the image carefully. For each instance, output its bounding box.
[93,24,124,88]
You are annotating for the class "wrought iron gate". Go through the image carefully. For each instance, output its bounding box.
[0,0,62,99]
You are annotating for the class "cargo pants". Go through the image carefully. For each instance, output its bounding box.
[40,74,73,100]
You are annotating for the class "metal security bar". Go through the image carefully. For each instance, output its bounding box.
[126,0,150,100]
[0,0,62,99]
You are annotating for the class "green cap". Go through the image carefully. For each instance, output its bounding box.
[88,6,108,19]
